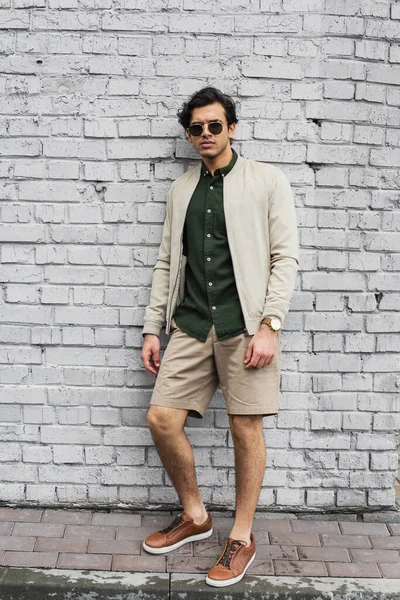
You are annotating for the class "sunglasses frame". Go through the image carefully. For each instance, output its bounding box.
[187,120,225,137]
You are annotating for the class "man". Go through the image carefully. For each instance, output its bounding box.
[140,87,299,587]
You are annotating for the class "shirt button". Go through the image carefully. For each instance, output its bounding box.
[208,282,213,286]
[207,257,211,261]
[210,186,213,190]
[212,306,216,310]
[207,234,211,238]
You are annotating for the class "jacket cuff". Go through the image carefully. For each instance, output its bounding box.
[142,322,163,337]
[261,307,287,326]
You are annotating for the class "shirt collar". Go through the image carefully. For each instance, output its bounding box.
[201,148,238,178]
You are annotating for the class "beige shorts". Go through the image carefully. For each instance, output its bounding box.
[150,317,281,419]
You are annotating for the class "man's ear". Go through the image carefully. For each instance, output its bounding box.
[228,122,237,138]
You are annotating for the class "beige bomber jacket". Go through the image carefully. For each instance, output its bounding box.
[142,153,300,338]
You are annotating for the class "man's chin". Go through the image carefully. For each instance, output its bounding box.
[197,145,218,157]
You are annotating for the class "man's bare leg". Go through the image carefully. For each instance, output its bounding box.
[147,404,208,524]
[228,414,266,545]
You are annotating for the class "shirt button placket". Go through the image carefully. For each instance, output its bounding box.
[205,176,217,322]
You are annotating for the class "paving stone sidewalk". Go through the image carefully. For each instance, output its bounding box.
[0,507,399,579]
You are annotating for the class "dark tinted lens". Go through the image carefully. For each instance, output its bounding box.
[208,122,223,134]
[188,124,203,136]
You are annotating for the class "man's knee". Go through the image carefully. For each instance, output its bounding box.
[229,414,263,439]
[147,405,186,436]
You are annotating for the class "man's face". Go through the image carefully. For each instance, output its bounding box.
[186,102,236,160]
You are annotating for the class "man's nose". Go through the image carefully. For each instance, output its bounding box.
[201,124,213,134]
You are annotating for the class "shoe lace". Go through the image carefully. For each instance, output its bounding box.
[160,514,184,534]
[217,539,246,568]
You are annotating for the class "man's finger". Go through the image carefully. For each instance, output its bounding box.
[142,352,157,375]
[245,351,260,369]
[244,342,253,363]
[265,353,274,366]
[153,349,160,368]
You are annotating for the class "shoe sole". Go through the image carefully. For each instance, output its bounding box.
[205,551,256,587]
[142,527,213,555]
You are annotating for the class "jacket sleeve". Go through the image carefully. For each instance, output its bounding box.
[261,166,300,327]
[142,184,174,337]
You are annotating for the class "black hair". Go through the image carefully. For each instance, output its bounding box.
[177,86,238,130]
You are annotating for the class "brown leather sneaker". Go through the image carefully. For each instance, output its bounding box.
[205,532,256,587]
[142,511,213,554]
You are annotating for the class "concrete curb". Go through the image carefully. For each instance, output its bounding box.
[171,573,400,599]
[0,567,399,600]
[0,567,169,600]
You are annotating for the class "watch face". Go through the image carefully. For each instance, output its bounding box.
[271,318,281,330]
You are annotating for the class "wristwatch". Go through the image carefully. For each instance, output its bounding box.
[260,317,282,332]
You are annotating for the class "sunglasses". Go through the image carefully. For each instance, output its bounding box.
[187,120,224,137]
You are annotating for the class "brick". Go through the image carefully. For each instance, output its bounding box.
[325,0,387,17]
[242,59,303,79]
[322,37,354,56]
[323,81,354,100]
[112,554,166,571]
[368,489,397,508]
[88,539,141,554]
[298,546,351,562]
[2,551,58,568]
[355,40,387,61]
[41,509,92,525]
[35,537,88,553]
[274,560,328,576]
[321,534,372,548]
[379,563,400,577]
[350,548,400,563]
[307,144,369,165]
[252,519,292,533]
[0,523,16,538]
[253,36,286,56]
[253,544,298,560]
[339,522,390,536]
[167,556,215,573]
[337,490,367,507]
[12,523,64,538]
[370,536,400,550]
[356,433,397,451]
[64,525,116,540]
[235,14,301,33]
[270,532,320,547]
[327,562,382,578]
[116,526,157,541]
[0,536,35,551]
[58,553,112,570]
[388,524,400,536]
[39,465,100,484]
[292,521,340,534]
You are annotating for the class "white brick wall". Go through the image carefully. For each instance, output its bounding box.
[0,0,399,511]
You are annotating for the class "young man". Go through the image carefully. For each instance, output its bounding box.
[140,87,299,587]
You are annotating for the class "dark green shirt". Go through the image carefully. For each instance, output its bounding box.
[174,148,246,342]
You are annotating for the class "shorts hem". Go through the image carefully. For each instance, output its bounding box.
[150,398,206,419]
[227,409,278,416]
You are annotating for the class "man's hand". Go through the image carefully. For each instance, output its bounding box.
[244,326,278,369]
[141,334,161,376]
